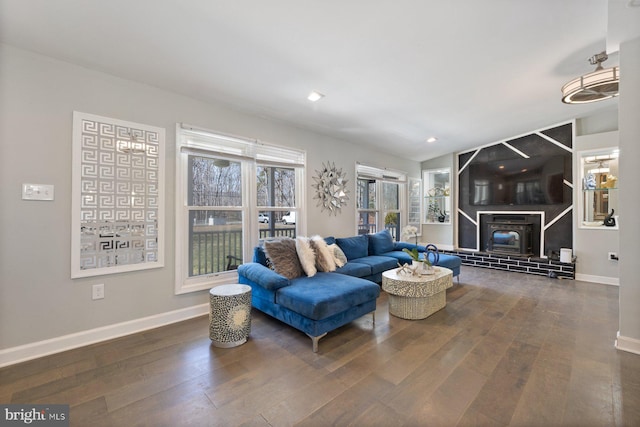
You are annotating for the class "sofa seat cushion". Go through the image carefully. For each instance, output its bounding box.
[276,272,380,320]
[334,261,372,278]
[349,255,398,275]
[380,250,414,265]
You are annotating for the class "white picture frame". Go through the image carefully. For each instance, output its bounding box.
[71,112,165,278]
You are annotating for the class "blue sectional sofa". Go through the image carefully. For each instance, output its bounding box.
[330,231,462,281]
[237,230,461,352]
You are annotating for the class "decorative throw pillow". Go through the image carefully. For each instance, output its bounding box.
[329,243,348,268]
[263,238,304,279]
[308,239,323,271]
[296,236,317,277]
[311,235,336,272]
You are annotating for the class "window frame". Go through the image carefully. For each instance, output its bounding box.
[175,124,305,294]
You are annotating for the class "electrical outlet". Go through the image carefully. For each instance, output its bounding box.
[92,283,105,300]
[608,252,618,261]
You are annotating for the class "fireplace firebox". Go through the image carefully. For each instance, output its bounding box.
[487,221,533,256]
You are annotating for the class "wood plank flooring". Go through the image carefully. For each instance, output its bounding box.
[2,266,640,426]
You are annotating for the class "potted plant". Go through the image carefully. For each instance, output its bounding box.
[402,248,433,273]
[401,225,418,244]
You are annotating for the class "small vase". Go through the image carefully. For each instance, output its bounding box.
[423,263,435,275]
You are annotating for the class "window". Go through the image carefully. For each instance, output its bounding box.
[408,178,422,228]
[175,124,305,294]
[356,164,406,240]
[257,165,297,239]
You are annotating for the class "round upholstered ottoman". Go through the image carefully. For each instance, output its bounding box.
[209,284,252,348]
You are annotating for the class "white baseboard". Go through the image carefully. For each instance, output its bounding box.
[0,303,209,368]
[575,273,619,286]
[615,331,640,355]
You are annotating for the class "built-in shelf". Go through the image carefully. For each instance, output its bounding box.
[423,168,451,224]
[579,148,619,230]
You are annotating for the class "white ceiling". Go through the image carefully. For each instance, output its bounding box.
[1,0,634,161]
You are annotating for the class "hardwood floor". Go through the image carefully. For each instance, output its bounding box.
[2,266,639,426]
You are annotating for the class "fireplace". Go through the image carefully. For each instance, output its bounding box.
[487,221,533,256]
[478,213,540,256]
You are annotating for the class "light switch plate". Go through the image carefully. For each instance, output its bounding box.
[22,183,55,201]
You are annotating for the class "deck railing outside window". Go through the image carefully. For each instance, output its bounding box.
[190,226,295,274]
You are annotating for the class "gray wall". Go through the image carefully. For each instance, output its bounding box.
[618,36,640,351]
[0,44,419,350]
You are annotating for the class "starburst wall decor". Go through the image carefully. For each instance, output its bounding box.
[312,161,349,215]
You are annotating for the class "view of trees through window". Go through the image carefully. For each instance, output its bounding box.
[257,166,297,239]
[186,158,298,277]
[188,156,243,276]
[357,179,377,234]
[383,182,401,239]
[356,176,402,240]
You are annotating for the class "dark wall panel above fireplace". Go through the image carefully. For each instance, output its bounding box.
[457,122,573,257]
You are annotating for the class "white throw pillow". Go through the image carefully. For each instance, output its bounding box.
[295,236,317,277]
[311,235,337,272]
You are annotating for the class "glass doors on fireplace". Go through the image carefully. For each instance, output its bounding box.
[487,222,533,256]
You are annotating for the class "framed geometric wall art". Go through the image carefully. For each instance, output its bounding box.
[71,112,165,278]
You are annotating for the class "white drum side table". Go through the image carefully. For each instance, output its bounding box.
[209,284,252,348]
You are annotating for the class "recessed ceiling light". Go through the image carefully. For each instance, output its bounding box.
[426,137,437,143]
[307,91,324,102]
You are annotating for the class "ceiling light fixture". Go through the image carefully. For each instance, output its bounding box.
[307,91,324,102]
[561,51,619,104]
[426,137,437,143]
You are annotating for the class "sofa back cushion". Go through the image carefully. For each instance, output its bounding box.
[368,229,395,255]
[253,245,269,266]
[324,236,336,246]
[336,235,368,260]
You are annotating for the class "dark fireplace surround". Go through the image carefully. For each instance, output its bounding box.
[457,123,573,266]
